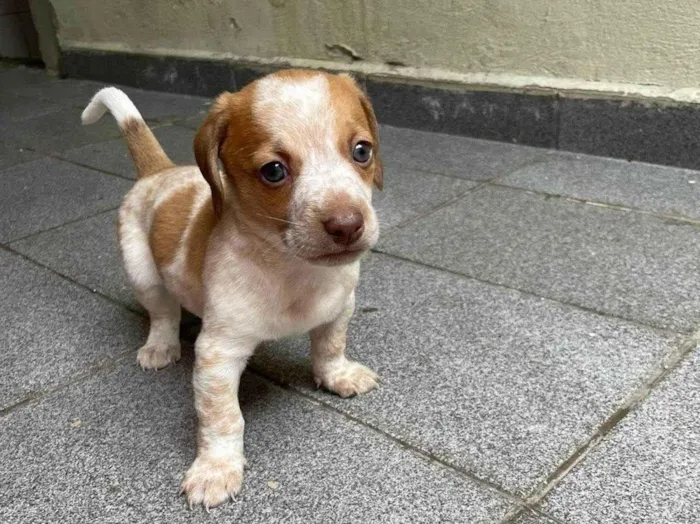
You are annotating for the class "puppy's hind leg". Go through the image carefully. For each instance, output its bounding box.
[120,215,181,370]
[135,284,182,370]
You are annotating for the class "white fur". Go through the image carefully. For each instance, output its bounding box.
[108,73,379,509]
[82,87,143,127]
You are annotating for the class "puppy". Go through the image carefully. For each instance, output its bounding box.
[82,69,382,508]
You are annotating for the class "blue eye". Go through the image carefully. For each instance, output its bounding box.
[259,162,287,185]
[352,141,373,164]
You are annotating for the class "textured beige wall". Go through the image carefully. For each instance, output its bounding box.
[51,0,700,90]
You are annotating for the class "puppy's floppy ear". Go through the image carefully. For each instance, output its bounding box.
[357,86,383,191]
[194,93,235,216]
[339,73,383,190]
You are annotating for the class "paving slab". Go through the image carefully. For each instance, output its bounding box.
[111,86,211,123]
[0,157,131,243]
[10,210,138,310]
[540,348,700,524]
[7,76,108,107]
[374,167,477,229]
[379,125,547,181]
[0,106,123,153]
[58,125,197,179]
[379,185,700,332]
[251,253,681,495]
[0,248,145,410]
[512,512,558,524]
[11,76,212,121]
[0,91,64,125]
[0,65,56,91]
[172,112,207,130]
[0,141,41,170]
[502,151,700,219]
[0,356,512,523]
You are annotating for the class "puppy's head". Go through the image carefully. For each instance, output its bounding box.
[195,69,382,266]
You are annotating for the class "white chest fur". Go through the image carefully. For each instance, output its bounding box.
[203,232,360,342]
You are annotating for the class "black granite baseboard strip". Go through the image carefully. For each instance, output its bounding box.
[61,49,700,170]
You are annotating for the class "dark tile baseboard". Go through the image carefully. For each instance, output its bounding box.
[61,49,700,170]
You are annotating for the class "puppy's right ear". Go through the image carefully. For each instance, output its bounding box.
[194,93,235,216]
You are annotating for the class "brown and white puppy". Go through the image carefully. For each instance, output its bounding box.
[82,70,382,509]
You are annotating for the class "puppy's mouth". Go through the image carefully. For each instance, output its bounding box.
[306,247,366,266]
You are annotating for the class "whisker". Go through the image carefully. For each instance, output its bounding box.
[254,213,301,226]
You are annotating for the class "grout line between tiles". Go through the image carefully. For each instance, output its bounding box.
[370,249,685,336]
[0,349,136,418]
[245,366,529,511]
[517,331,699,512]
[379,182,489,239]
[7,206,120,245]
[387,159,700,228]
[0,244,143,317]
[487,181,700,227]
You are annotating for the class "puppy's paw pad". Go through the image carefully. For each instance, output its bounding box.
[137,343,181,370]
[316,361,379,398]
[181,456,244,509]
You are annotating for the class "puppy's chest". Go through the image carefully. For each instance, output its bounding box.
[270,270,356,336]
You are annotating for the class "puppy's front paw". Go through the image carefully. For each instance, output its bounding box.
[137,343,181,370]
[315,360,379,398]
[181,455,245,509]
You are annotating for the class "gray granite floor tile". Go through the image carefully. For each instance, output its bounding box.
[0,157,131,243]
[0,106,123,153]
[374,167,477,229]
[379,185,700,332]
[10,77,109,108]
[512,512,559,524]
[12,77,212,121]
[0,142,41,170]
[252,253,681,495]
[379,125,546,181]
[10,210,138,310]
[173,112,207,130]
[541,348,700,524]
[0,248,145,410]
[502,151,700,219]
[0,65,56,91]
[0,91,64,125]
[112,86,211,123]
[58,125,197,179]
[0,356,511,523]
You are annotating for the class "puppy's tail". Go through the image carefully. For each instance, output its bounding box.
[82,87,174,179]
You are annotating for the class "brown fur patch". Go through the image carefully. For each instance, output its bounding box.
[122,119,175,178]
[185,199,217,286]
[149,187,197,270]
[328,74,383,189]
[194,69,381,233]
[214,85,294,231]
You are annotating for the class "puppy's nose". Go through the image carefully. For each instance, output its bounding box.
[323,211,365,245]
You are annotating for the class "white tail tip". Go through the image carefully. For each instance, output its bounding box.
[81,87,142,127]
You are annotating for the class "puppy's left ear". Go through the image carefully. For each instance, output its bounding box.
[194,92,236,216]
[340,74,383,190]
[359,89,383,190]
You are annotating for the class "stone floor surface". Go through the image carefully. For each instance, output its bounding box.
[2,65,698,523]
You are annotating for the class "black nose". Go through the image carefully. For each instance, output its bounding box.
[323,211,365,245]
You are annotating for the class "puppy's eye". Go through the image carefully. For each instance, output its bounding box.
[352,141,373,164]
[259,162,288,185]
